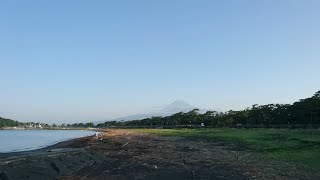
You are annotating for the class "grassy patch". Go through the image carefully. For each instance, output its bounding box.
[132,128,320,171]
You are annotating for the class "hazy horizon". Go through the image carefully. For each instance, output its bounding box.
[1,0,320,123]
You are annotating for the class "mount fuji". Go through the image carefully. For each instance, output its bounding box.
[111,100,198,121]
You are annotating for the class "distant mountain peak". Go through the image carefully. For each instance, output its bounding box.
[103,100,199,122]
[170,100,191,105]
[160,100,196,113]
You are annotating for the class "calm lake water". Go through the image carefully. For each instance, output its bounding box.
[0,130,95,153]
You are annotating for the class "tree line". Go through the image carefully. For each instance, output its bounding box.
[0,117,51,128]
[0,116,95,128]
[61,123,94,128]
[0,117,20,128]
[97,90,320,128]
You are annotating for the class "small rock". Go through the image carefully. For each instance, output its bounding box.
[242,172,250,176]
[50,162,60,174]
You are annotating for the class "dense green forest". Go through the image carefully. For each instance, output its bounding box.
[0,117,20,128]
[97,90,320,128]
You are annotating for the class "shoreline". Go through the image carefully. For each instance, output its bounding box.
[0,133,101,180]
[0,129,97,155]
[0,134,95,160]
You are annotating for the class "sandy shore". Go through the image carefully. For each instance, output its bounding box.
[0,129,317,180]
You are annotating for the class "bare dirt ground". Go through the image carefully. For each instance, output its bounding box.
[0,129,317,180]
[61,129,313,180]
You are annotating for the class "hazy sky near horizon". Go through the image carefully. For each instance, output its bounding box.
[1,0,320,123]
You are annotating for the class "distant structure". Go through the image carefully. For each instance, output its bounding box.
[28,123,33,128]
[25,123,43,129]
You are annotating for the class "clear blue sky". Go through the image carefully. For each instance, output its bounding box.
[1,0,320,123]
